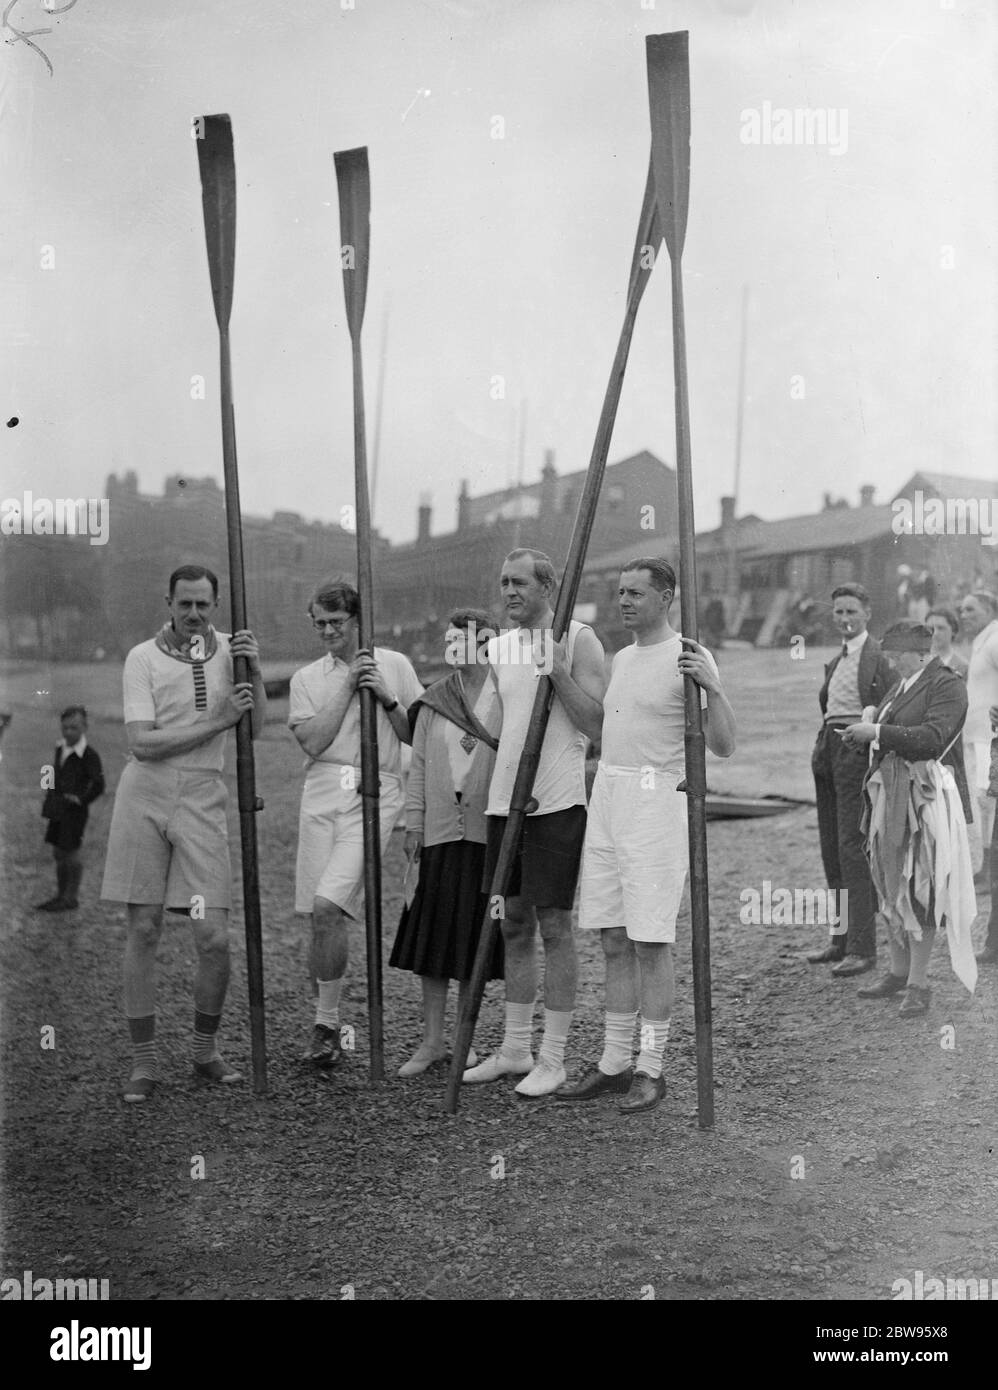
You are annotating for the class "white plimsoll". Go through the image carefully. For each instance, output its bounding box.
[514,1058,567,1098]
[462,1051,533,1084]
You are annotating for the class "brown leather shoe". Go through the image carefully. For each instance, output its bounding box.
[898,985,931,1017]
[617,1072,666,1114]
[831,954,876,978]
[857,972,908,999]
[557,1065,633,1101]
[806,942,846,964]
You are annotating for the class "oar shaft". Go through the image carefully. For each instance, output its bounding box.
[670,256,713,1129]
[351,341,384,1081]
[217,330,267,1096]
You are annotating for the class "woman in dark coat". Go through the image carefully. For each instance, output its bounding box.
[843,622,976,1016]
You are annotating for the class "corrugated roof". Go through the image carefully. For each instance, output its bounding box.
[740,502,896,558]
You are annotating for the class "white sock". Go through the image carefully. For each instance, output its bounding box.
[598,1010,637,1075]
[315,978,344,1031]
[501,1001,534,1060]
[635,1017,671,1080]
[538,1009,573,1068]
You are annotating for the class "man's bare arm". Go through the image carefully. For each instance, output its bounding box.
[678,638,737,758]
[548,627,606,743]
[127,684,253,761]
[292,681,356,760]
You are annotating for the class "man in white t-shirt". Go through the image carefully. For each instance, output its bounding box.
[559,558,736,1114]
[289,577,423,1070]
[101,565,267,1103]
[462,547,606,1098]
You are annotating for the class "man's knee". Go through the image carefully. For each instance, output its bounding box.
[313,896,349,933]
[634,940,671,970]
[537,907,572,946]
[193,910,231,960]
[500,897,535,946]
[126,905,163,949]
[601,926,633,961]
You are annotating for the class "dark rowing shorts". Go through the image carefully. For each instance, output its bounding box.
[483,805,587,911]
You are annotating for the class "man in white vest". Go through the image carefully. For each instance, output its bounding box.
[559,558,736,1113]
[463,548,606,1097]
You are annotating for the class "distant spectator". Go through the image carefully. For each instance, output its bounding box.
[846,622,976,1016]
[702,597,726,650]
[975,705,998,965]
[36,706,105,913]
[896,565,913,618]
[926,607,969,678]
[807,582,895,976]
[908,569,936,622]
[960,590,998,878]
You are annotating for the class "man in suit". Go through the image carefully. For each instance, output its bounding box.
[843,621,973,1015]
[807,583,895,976]
[36,705,105,912]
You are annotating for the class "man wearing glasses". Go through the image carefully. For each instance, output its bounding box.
[289,577,423,1069]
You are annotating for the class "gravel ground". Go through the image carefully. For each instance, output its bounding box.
[2,660,996,1302]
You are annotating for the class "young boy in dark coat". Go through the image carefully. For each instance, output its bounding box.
[37,706,105,912]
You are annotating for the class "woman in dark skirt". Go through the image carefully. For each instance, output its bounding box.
[391,608,504,1075]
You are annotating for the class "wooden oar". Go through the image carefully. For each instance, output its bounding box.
[444,158,663,1114]
[646,31,714,1129]
[195,113,267,1095]
[334,146,384,1083]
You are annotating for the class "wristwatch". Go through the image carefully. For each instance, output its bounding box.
[384,697,399,713]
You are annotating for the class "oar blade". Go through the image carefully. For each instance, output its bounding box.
[646,31,691,262]
[334,146,371,342]
[196,114,236,331]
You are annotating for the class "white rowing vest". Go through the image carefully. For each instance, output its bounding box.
[486,620,589,816]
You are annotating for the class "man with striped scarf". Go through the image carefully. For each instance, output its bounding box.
[101,565,267,1102]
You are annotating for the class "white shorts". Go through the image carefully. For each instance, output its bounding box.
[294,764,403,918]
[579,763,688,943]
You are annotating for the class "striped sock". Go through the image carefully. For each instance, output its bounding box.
[598,1010,637,1075]
[192,1010,221,1064]
[128,1015,157,1081]
[635,1017,671,1080]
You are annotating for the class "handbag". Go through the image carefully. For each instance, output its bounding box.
[41,790,66,820]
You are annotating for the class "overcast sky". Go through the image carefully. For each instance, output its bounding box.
[2,0,995,546]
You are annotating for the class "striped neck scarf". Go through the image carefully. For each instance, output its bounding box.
[154,623,219,713]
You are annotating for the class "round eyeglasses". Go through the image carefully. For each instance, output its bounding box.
[313,616,352,632]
